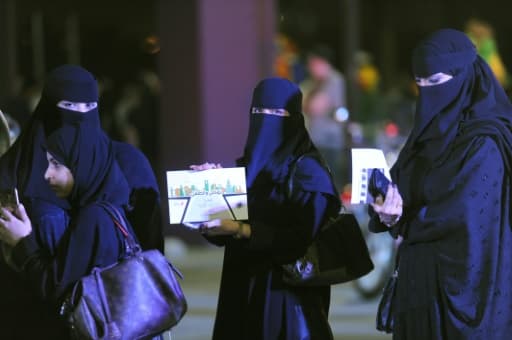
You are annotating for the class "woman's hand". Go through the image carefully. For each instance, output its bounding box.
[0,204,32,246]
[199,219,251,239]
[371,184,403,227]
[189,162,223,171]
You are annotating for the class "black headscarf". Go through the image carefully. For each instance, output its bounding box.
[0,64,100,207]
[242,77,335,195]
[392,28,512,205]
[45,122,129,208]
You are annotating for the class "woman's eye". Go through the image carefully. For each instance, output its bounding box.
[428,77,441,84]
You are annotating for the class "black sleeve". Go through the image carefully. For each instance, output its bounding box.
[127,187,164,252]
[248,189,338,264]
[11,205,124,304]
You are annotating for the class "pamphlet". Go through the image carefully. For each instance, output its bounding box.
[351,148,391,204]
[166,167,248,226]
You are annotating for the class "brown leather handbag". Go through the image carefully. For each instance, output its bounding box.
[61,203,187,340]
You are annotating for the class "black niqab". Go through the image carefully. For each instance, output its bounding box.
[393,29,512,204]
[0,64,100,207]
[243,77,335,196]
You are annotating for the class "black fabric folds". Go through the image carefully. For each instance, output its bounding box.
[243,77,335,196]
[0,64,100,207]
[45,123,129,208]
[392,28,512,203]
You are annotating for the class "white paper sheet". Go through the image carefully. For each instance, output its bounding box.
[166,167,248,225]
[351,148,391,204]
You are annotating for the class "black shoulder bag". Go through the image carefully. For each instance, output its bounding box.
[281,154,374,286]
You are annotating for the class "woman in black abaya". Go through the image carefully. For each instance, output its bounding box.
[0,120,136,338]
[0,64,162,339]
[371,28,512,339]
[198,77,341,339]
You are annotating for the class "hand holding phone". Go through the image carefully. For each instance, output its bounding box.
[368,169,392,199]
[0,188,20,213]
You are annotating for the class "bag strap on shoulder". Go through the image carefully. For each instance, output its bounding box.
[286,151,335,198]
[286,152,345,216]
[97,201,140,254]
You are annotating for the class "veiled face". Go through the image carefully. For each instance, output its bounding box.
[56,100,98,113]
[44,152,74,198]
[415,72,453,87]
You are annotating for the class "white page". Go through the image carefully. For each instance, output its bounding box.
[166,167,248,225]
[351,148,391,204]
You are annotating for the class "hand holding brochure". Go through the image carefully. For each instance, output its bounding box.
[166,167,248,227]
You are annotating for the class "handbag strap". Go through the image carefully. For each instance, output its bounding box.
[286,152,343,212]
[98,201,141,254]
[287,152,329,199]
[90,202,140,326]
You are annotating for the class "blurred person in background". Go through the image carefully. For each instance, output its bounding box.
[301,44,348,188]
[466,18,509,89]
[300,44,346,115]
[303,87,345,190]
[273,33,307,84]
[193,77,340,339]
[371,28,512,339]
[353,51,388,145]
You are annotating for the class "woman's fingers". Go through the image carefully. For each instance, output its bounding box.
[1,207,14,222]
[189,162,222,171]
[16,204,29,223]
[372,185,403,217]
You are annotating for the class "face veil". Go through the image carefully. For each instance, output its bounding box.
[243,78,310,187]
[0,64,101,207]
[392,28,512,204]
[409,29,477,145]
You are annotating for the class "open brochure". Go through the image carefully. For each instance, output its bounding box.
[351,148,391,204]
[166,167,248,227]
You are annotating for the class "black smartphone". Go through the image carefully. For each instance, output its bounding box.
[0,188,19,212]
[368,169,392,199]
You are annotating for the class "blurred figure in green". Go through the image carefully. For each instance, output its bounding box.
[466,18,509,89]
[350,51,389,148]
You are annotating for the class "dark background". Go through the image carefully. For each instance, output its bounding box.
[5,0,512,91]
[1,0,512,239]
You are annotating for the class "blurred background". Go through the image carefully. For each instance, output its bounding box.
[0,0,511,338]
